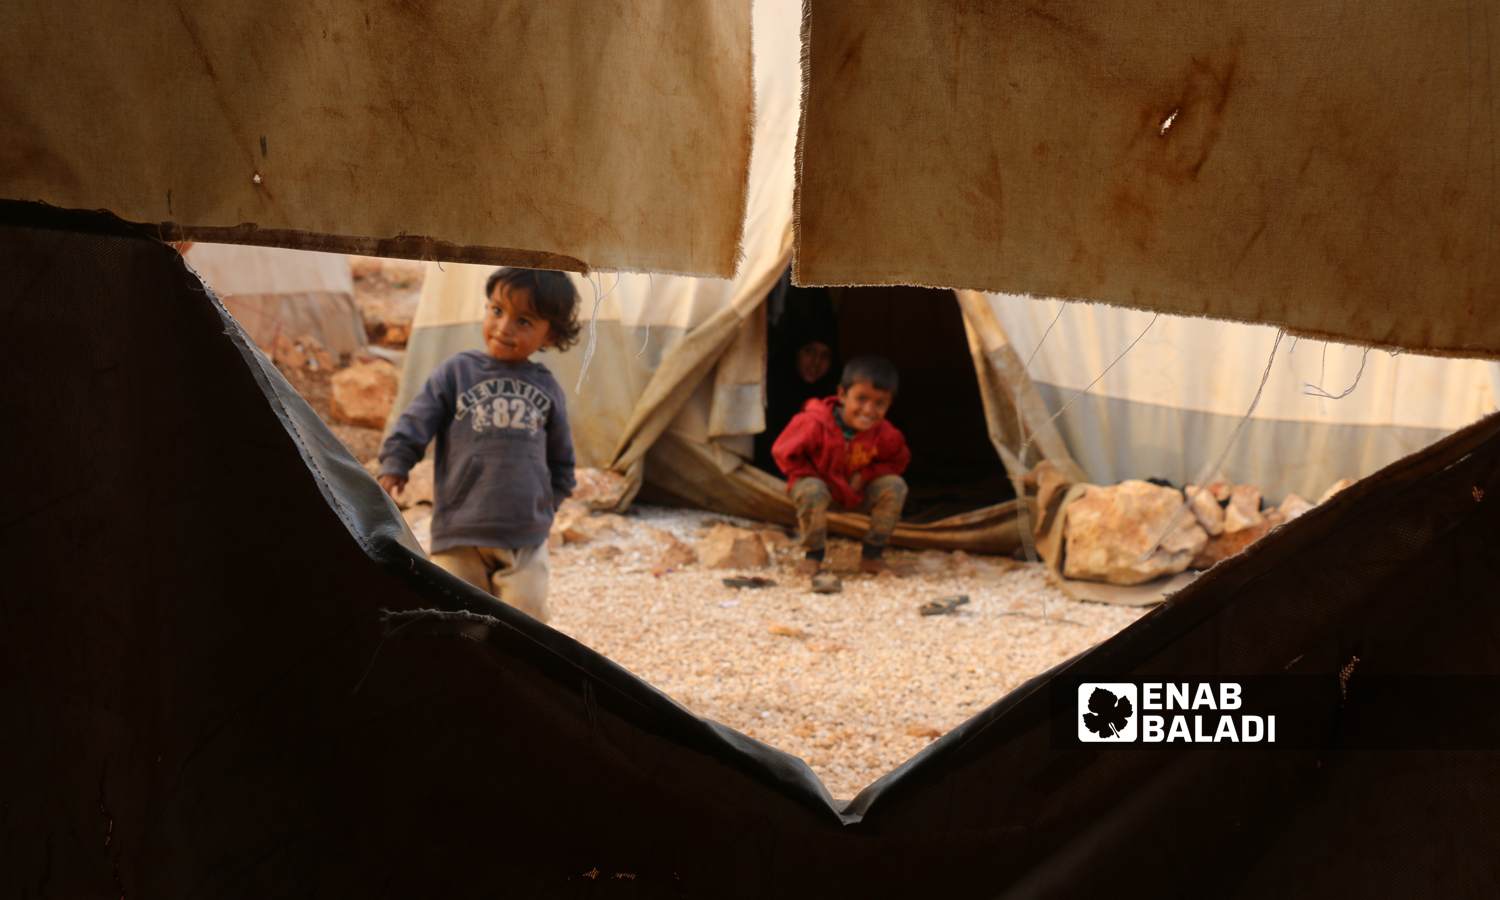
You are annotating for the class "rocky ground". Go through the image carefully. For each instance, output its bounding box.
[391,495,1150,800]
[538,506,1149,801]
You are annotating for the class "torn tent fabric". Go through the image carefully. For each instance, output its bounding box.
[0,0,753,276]
[795,0,1500,358]
[5,201,1500,899]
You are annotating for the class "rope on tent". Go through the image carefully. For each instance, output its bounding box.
[574,271,617,394]
[1023,304,1066,372]
[1009,303,1069,572]
[1144,329,1286,560]
[1008,310,1158,498]
[1303,346,1371,400]
[637,273,655,359]
[1044,315,1159,425]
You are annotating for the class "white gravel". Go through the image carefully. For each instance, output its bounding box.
[539,504,1151,800]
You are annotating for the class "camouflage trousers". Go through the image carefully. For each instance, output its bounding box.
[791,474,908,553]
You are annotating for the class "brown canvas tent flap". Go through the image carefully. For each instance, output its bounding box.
[795,0,1500,358]
[0,0,753,276]
[7,200,1500,898]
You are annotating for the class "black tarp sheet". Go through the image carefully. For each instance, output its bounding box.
[2,202,1498,897]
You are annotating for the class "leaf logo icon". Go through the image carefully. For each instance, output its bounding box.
[1077,683,1139,742]
[1083,687,1133,738]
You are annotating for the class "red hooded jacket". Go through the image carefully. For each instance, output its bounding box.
[771,396,911,508]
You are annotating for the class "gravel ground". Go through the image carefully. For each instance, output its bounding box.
[538,504,1151,800]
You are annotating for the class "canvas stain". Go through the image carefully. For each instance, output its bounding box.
[1153,41,1242,180]
[836,29,867,78]
[1103,35,1245,252]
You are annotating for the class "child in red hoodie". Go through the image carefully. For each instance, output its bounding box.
[772,355,911,581]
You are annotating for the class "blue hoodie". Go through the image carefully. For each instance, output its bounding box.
[379,351,575,552]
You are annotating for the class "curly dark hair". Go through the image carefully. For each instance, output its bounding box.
[484,268,582,351]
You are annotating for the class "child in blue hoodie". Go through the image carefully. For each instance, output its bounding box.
[378,268,579,623]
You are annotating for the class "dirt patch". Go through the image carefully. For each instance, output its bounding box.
[546,505,1149,801]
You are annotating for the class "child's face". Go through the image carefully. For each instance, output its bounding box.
[482,284,554,362]
[836,379,893,432]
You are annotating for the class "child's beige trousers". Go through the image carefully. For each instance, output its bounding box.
[430,543,551,623]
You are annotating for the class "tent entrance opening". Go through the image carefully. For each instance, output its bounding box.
[755,282,1013,522]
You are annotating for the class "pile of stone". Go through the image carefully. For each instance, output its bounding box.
[350,255,422,349]
[549,504,794,575]
[1061,475,1355,586]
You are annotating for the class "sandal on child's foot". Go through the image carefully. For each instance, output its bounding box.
[859,557,899,578]
[810,572,843,593]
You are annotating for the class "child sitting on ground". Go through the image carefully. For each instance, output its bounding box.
[377,268,580,623]
[772,355,911,582]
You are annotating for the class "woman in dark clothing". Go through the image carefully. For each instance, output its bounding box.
[753,280,841,476]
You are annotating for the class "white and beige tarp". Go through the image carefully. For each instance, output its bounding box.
[184,243,366,356]
[983,295,1500,505]
[0,0,752,277]
[795,0,1500,358]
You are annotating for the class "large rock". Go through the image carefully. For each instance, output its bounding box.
[1278,493,1315,521]
[571,467,630,510]
[696,524,770,570]
[1203,475,1235,503]
[1063,480,1209,585]
[647,528,698,572]
[548,505,627,545]
[1185,484,1225,536]
[330,359,400,428]
[556,510,631,545]
[1223,484,1264,533]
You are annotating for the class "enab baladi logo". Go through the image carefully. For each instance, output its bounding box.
[1077,682,1275,743]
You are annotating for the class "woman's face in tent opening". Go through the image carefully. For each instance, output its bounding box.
[796,342,833,384]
